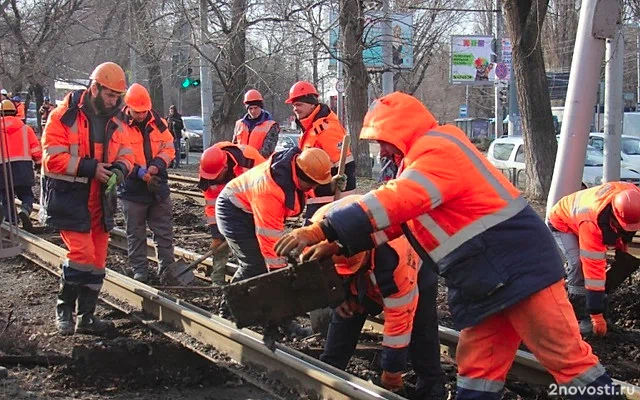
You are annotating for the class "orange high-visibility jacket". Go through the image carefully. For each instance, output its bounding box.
[296,103,355,204]
[320,94,564,329]
[41,90,134,232]
[202,142,265,237]
[232,113,279,157]
[218,148,307,270]
[548,182,639,292]
[14,101,25,120]
[0,116,42,187]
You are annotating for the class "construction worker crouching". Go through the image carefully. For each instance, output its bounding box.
[548,182,640,337]
[0,99,42,231]
[119,83,176,283]
[199,142,265,285]
[276,92,623,399]
[309,195,446,398]
[286,81,353,221]
[41,62,134,335]
[232,89,280,158]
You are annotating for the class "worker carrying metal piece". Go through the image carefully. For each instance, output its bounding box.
[310,195,446,398]
[286,81,353,221]
[0,99,42,231]
[199,142,265,285]
[41,62,134,336]
[548,182,640,337]
[232,89,280,158]
[39,96,56,130]
[276,92,622,399]
[119,83,176,283]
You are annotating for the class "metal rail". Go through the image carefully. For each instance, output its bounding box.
[5,223,406,400]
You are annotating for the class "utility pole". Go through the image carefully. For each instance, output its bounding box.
[546,0,620,216]
[128,2,138,83]
[381,0,393,95]
[199,0,213,150]
[336,2,344,123]
[493,0,503,138]
[603,30,623,182]
[637,23,640,111]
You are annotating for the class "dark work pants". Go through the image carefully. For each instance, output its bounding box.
[1,186,34,224]
[216,197,267,282]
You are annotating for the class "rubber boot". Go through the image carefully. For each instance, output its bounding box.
[413,377,447,400]
[55,280,78,336]
[210,246,229,287]
[18,211,33,232]
[568,293,593,336]
[282,319,313,338]
[133,269,149,283]
[75,286,115,335]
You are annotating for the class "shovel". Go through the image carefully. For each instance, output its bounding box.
[161,242,229,286]
[606,250,640,293]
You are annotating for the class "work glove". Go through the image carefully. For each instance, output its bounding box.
[300,241,340,263]
[146,175,162,193]
[331,174,347,192]
[380,371,404,393]
[104,168,124,194]
[147,165,159,175]
[590,313,607,336]
[112,168,124,184]
[210,238,226,251]
[274,223,326,257]
[136,167,148,180]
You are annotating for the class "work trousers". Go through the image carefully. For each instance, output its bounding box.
[456,280,615,400]
[121,197,175,275]
[215,196,267,282]
[321,266,444,390]
[1,186,34,224]
[552,230,586,295]
[173,138,181,167]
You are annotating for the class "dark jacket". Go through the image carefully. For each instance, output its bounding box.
[166,112,184,140]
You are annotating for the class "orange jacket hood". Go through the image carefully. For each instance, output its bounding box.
[360,92,438,156]
[1,116,27,134]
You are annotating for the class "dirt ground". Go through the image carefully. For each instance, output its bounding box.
[0,256,277,400]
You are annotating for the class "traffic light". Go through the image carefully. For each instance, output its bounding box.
[180,67,201,90]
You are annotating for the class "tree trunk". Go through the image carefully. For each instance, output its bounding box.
[340,0,371,178]
[147,62,164,112]
[504,0,557,200]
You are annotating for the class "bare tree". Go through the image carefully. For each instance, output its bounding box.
[504,0,557,200]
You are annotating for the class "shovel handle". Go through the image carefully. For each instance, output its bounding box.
[175,242,229,279]
[334,134,351,201]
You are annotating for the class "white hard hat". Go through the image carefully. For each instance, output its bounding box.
[0,89,7,95]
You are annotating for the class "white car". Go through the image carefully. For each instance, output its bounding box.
[487,136,640,189]
[588,133,640,174]
[275,133,300,152]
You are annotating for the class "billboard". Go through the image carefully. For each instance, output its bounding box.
[330,11,413,70]
[450,35,496,85]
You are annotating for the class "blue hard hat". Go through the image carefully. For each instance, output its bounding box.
[44,96,50,102]
[12,96,20,101]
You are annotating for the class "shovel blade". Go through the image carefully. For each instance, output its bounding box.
[161,260,196,286]
[606,251,640,293]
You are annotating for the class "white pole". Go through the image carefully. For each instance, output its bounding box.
[603,30,623,182]
[200,0,213,150]
[546,0,620,216]
[381,0,394,95]
[494,0,503,139]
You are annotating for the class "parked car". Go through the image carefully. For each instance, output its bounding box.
[182,116,203,151]
[275,132,300,152]
[588,132,640,173]
[487,136,640,189]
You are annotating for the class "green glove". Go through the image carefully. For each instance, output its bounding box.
[105,173,118,194]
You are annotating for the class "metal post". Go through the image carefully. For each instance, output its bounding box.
[637,24,640,111]
[507,66,520,136]
[494,0,503,139]
[604,30,623,182]
[381,0,394,95]
[128,1,138,83]
[199,0,213,150]
[546,0,620,216]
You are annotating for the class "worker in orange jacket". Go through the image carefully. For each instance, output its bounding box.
[11,96,25,123]
[548,182,640,337]
[276,92,621,399]
[42,62,134,336]
[199,141,265,285]
[39,96,56,130]
[0,99,42,231]
[232,89,280,158]
[310,195,445,398]
[286,81,353,221]
[119,83,176,283]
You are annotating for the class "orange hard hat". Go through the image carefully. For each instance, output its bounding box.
[200,146,228,180]
[612,189,640,231]
[89,62,127,93]
[285,81,319,104]
[1,99,16,113]
[310,195,367,275]
[124,83,152,112]
[243,89,263,104]
[296,148,332,185]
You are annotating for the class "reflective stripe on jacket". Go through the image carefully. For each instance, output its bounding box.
[119,108,176,203]
[0,116,42,187]
[232,112,278,157]
[548,182,639,292]
[218,147,306,270]
[202,142,265,238]
[41,90,134,232]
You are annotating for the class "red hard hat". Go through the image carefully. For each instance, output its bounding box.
[612,189,640,231]
[243,89,263,104]
[124,83,152,112]
[285,81,319,104]
[200,146,228,180]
